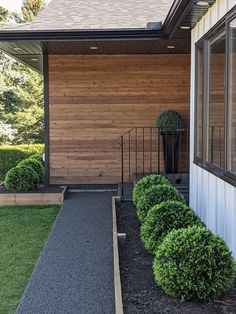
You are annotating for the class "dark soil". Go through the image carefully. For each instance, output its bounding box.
[0,184,64,194]
[117,201,236,314]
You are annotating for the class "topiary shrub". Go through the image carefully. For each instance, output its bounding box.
[4,165,40,192]
[153,226,236,301]
[19,159,44,181]
[132,174,170,206]
[140,201,203,254]
[0,144,44,182]
[29,154,44,166]
[156,110,184,133]
[136,185,186,222]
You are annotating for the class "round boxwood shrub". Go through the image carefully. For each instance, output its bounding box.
[140,201,203,254]
[29,154,44,166]
[156,110,184,133]
[153,226,236,301]
[4,165,40,192]
[132,174,170,206]
[136,185,186,222]
[19,159,44,181]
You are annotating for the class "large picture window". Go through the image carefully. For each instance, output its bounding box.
[194,10,236,185]
[207,30,225,169]
[195,45,204,160]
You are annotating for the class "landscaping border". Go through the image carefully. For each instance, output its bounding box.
[0,186,67,206]
[112,196,123,314]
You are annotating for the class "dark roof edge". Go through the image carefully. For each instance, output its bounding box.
[0,29,167,42]
[162,0,194,37]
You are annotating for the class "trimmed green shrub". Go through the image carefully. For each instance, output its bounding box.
[132,175,170,206]
[140,201,203,254]
[137,185,186,222]
[4,165,40,192]
[19,159,44,181]
[0,144,44,181]
[156,110,184,133]
[29,154,44,166]
[153,226,236,301]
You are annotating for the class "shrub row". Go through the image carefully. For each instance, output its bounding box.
[132,174,235,302]
[0,144,44,181]
[4,154,44,192]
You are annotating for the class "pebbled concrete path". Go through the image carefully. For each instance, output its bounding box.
[16,192,116,314]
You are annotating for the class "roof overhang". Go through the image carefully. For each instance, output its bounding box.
[0,0,216,73]
[163,0,215,38]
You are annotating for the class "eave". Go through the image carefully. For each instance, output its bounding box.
[0,0,216,73]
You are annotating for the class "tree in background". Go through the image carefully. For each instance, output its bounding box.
[22,0,45,22]
[0,7,9,26]
[0,2,45,144]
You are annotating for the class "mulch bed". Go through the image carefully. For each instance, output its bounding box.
[117,201,236,314]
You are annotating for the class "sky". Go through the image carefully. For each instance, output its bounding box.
[0,0,51,12]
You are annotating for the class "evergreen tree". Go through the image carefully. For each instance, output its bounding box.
[0,4,45,144]
[0,7,9,26]
[22,0,45,22]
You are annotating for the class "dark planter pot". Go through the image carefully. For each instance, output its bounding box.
[161,132,181,174]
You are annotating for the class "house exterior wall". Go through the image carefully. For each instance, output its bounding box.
[48,54,190,184]
[190,0,236,256]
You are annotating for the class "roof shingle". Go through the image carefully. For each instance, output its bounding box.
[4,0,174,31]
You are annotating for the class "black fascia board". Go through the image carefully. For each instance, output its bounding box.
[0,29,167,42]
[162,0,195,37]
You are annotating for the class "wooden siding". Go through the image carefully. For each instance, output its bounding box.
[49,54,190,184]
[190,0,236,257]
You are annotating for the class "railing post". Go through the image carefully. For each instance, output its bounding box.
[121,136,124,197]
[211,126,214,163]
[179,129,182,181]
[172,130,174,182]
[219,126,222,168]
[158,128,160,174]
[165,131,167,178]
[128,130,131,182]
[135,128,138,177]
[187,128,189,182]
[150,127,152,174]
[143,128,145,176]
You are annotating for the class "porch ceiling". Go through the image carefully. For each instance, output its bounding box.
[0,37,190,73]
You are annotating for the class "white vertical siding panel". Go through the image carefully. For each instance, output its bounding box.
[209,174,217,232]
[198,16,205,39]
[226,0,229,11]
[210,2,218,27]
[229,0,236,10]
[218,0,229,18]
[204,9,211,33]
[191,0,236,257]
[225,185,236,253]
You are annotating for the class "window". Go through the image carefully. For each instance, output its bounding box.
[227,18,236,174]
[195,45,204,160]
[206,30,226,169]
[194,9,236,186]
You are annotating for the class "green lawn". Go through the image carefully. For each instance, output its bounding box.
[0,204,60,314]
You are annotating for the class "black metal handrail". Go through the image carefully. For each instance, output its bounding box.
[113,127,190,196]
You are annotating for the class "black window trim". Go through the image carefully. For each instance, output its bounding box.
[194,41,204,164]
[193,5,236,188]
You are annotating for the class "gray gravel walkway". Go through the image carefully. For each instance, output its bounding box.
[16,192,116,314]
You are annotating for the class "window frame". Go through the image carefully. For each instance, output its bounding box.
[194,41,204,164]
[193,6,236,187]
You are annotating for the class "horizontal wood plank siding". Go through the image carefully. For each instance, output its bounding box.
[49,54,190,184]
